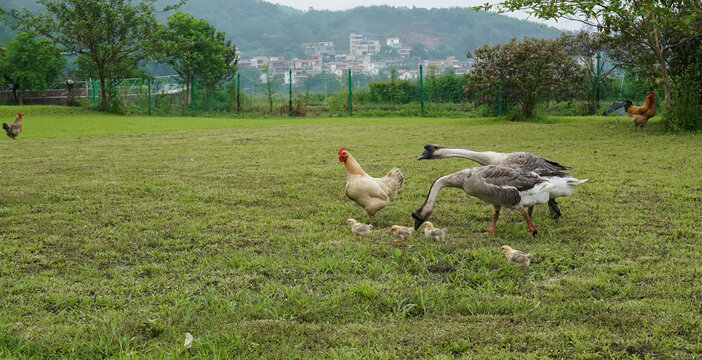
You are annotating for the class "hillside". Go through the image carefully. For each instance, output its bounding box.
[2,0,563,59]
[178,0,564,58]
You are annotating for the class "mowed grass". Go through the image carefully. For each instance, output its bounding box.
[0,106,701,358]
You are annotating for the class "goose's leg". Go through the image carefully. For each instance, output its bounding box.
[527,206,534,218]
[368,214,375,224]
[520,209,537,237]
[548,199,561,220]
[488,207,500,234]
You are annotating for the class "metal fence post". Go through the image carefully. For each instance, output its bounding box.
[147,78,151,116]
[289,69,293,117]
[348,69,352,116]
[236,73,240,112]
[419,64,424,116]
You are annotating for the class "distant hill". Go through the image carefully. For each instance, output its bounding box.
[176,0,564,58]
[2,0,564,59]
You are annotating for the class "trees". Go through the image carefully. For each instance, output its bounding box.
[9,0,180,110]
[473,0,702,111]
[467,37,588,119]
[159,12,239,110]
[561,31,622,114]
[0,32,65,104]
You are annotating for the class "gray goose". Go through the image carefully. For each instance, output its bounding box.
[411,165,554,237]
[417,144,587,219]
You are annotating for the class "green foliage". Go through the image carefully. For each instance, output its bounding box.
[664,73,702,132]
[9,0,180,110]
[425,70,468,103]
[473,0,702,113]
[369,80,420,104]
[0,32,65,104]
[159,11,239,110]
[664,34,701,131]
[467,37,588,119]
[561,31,622,115]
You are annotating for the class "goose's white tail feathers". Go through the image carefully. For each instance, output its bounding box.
[567,178,588,186]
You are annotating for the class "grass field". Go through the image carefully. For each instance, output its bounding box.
[1,106,701,358]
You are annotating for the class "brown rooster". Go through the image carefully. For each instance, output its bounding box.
[625,92,656,135]
[3,112,22,140]
[338,147,404,224]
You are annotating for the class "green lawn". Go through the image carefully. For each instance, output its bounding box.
[1,106,700,358]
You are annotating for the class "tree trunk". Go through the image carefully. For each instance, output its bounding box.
[11,84,19,104]
[184,74,191,111]
[267,81,273,112]
[98,69,108,109]
[652,27,672,110]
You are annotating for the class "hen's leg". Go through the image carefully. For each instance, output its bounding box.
[520,209,537,237]
[488,208,500,234]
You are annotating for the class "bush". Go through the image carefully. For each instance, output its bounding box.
[467,37,589,120]
[664,74,702,132]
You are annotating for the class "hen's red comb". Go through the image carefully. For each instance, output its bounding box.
[17,112,22,118]
[338,147,347,155]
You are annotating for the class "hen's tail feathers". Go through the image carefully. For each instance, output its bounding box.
[2,123,8,131]
[386,167,404,198]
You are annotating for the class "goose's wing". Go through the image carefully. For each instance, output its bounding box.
[603,101,626,115]
[474,166,543,206]
[506,152,571,176]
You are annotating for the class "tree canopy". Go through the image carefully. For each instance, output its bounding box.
[473,0,702,110]
[467,37,588,119]
[0,32,65,104]
[159,11,238,109]
[8,0,181,110]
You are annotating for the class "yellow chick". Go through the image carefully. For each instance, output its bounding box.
[347,218,372,237]
[423,222,447,241]
[500,245,534,268]
[389,225,413,242]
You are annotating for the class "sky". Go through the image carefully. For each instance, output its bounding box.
[269,0,585,31]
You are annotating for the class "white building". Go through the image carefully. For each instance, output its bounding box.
[350,33,381,57]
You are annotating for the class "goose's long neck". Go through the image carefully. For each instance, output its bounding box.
[435,148,499,165]
[416,173,463,219]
